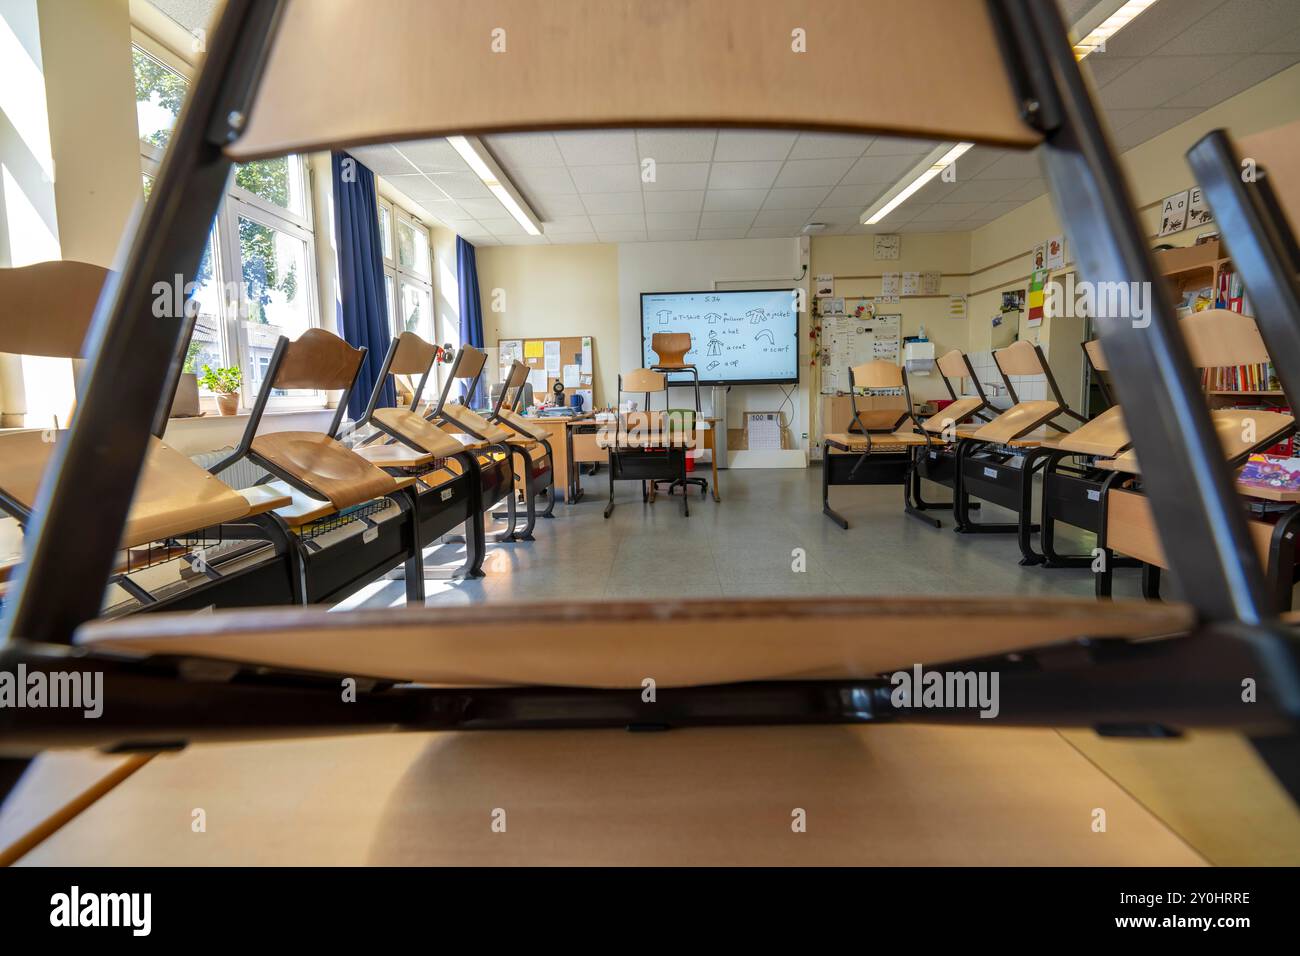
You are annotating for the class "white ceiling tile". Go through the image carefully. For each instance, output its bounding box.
[753,208,813,227]
[384,173,448,202]
[1095,0,1224,56]
[596,231,647,243]
[1080,55,1141,89]
[865,137,937,156]
[533,194,588,217]
[643,190,705,212]
[396,139,464,174]
[708,161,782,189]
[512,166,577,196]
[354,145,417,177]
[763,186,832,209]
[712,130,797,161]
[1262,23,1300,53]
[642,162,711,191]
[635,129,718,162]
[746,226,799,238]
[979,201,1026,220]
[645,211,700,230]
[484,132,566,167]
[542,215,595,235]
[909,204,983,222]
[1104,109,1151,133]
[773,157,855,187]
[810,206,866,225]
[456,196,511,218]
[695,228,749,240]
[840,153,917,184]
[580,192,643,215]
[1113,107,1202,150]
[570,164,642,193]
[554,130,638,165]
[788,132,874,159]
[700,210,757,228]
[824,183,886,206]
[468,237,501,245]
[547,233,599,244]
[1098,54,1241,109]
[941,179,1023,203]
[589,213,647,232]
[647,230,699,242]
[481,218,528,237]
[422,172,489,199]
[702,189,768,211]
[999,180,1047,202]
[947,146,1002,180]
[1163,53,1300,109]
[1158,0,1299,55]
[973,152,1042,180]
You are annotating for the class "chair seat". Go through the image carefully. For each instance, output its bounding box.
[0,431,255,549]
[1098,409,1295,475]
[1056,406,1129,458]
[440,403,515,444]
[251,432,401,510]
[824,431,926,453]
[353,443,436,469]
[921,396,984,434]
[77,595,1191,689]
[971,401,1062,444]
[374,407,469,457]
[498,409,549,442]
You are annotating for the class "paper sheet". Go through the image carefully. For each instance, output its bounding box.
[527,369,548,396]
[880,273,900,297]
[544,341,561,374]
[524,340,543,359]
[581,337,593,373]
[562,364,580,388]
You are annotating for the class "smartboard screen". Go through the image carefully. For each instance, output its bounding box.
[640,289,799,385]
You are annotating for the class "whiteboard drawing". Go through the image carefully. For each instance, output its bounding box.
[705,330,723,356]
[753,329,775,344]
[746,308,768,324]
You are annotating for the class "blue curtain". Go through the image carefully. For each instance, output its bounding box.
[457,236,486,408]
[331,151,393,418]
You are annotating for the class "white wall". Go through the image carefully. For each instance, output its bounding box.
[616,238,811,452]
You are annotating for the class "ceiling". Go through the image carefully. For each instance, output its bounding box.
[183,0,1300,245]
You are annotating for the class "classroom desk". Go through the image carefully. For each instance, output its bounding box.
[528,415,723,504]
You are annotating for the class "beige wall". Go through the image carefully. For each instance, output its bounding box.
[475,242,620,405]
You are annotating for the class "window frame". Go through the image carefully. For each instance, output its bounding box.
[133,35,325,413]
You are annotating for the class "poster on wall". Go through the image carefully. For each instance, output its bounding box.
[1159,189,1189,236]
[1046,235,1065,270]
[901,272,920,296]
[1027,270,1047,327]
[880,272,901,297]
[948,294,967,320]
[922,271,942,295]
[1187,187,1214,228]
[1030,242,1047,272]
[814,274,835,298]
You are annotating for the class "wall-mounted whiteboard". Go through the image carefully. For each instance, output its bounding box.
[820,313,901,394]
[640,289,799,385]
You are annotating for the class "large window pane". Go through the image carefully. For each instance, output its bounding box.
[187,229,226,391]
[234,157,308,218]
[398,280,433,343]
[396,219,429,278]
[379,205,393,261]
[384,274,396,334]
[132,47,186,152]
[238,216,313,398]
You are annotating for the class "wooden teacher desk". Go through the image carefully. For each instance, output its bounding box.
[524,415,722,504]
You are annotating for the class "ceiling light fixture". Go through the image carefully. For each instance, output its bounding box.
[1073,0,1160,60]
[861,142,972,226]
[446,135,543,236]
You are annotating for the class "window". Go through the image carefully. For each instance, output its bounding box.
[396,215,430,279]
[378,200,394,262]
[134,38,322,411]
[380,203,433,344]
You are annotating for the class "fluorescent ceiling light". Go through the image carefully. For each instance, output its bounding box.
[1073,0,1160,59]
[447,135,543,236]
[862,142,972,225]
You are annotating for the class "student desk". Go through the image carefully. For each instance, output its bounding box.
[533,415,723,504]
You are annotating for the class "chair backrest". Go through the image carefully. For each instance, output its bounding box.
[0,260,110,359]
[492,360,531,416]
[227,0,1041,163]
[623,368,667,394]
[848,360,904,391]
[993,339,1047,377]
[1181,309,1271,368]
[651,332,693,368]
[1082,338,1109,372]
[428,344,489,416]
[935,348,988,406]
[359,331,440,428]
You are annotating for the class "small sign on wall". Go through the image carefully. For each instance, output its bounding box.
[1159,189,1189,236]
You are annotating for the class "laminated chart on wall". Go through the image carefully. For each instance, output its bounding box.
[820,313,901,394]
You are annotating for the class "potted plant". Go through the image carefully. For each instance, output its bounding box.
[199,364,243,416]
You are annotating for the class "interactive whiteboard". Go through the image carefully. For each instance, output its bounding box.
[640,289,799,386]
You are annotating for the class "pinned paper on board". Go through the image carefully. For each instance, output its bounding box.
[580,337,593,373]
[543,340,561,374]
[524,340,544,359]
[562,364,581,388]
[527,369,548,395]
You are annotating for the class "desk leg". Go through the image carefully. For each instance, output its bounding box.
[709,438,721,502]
